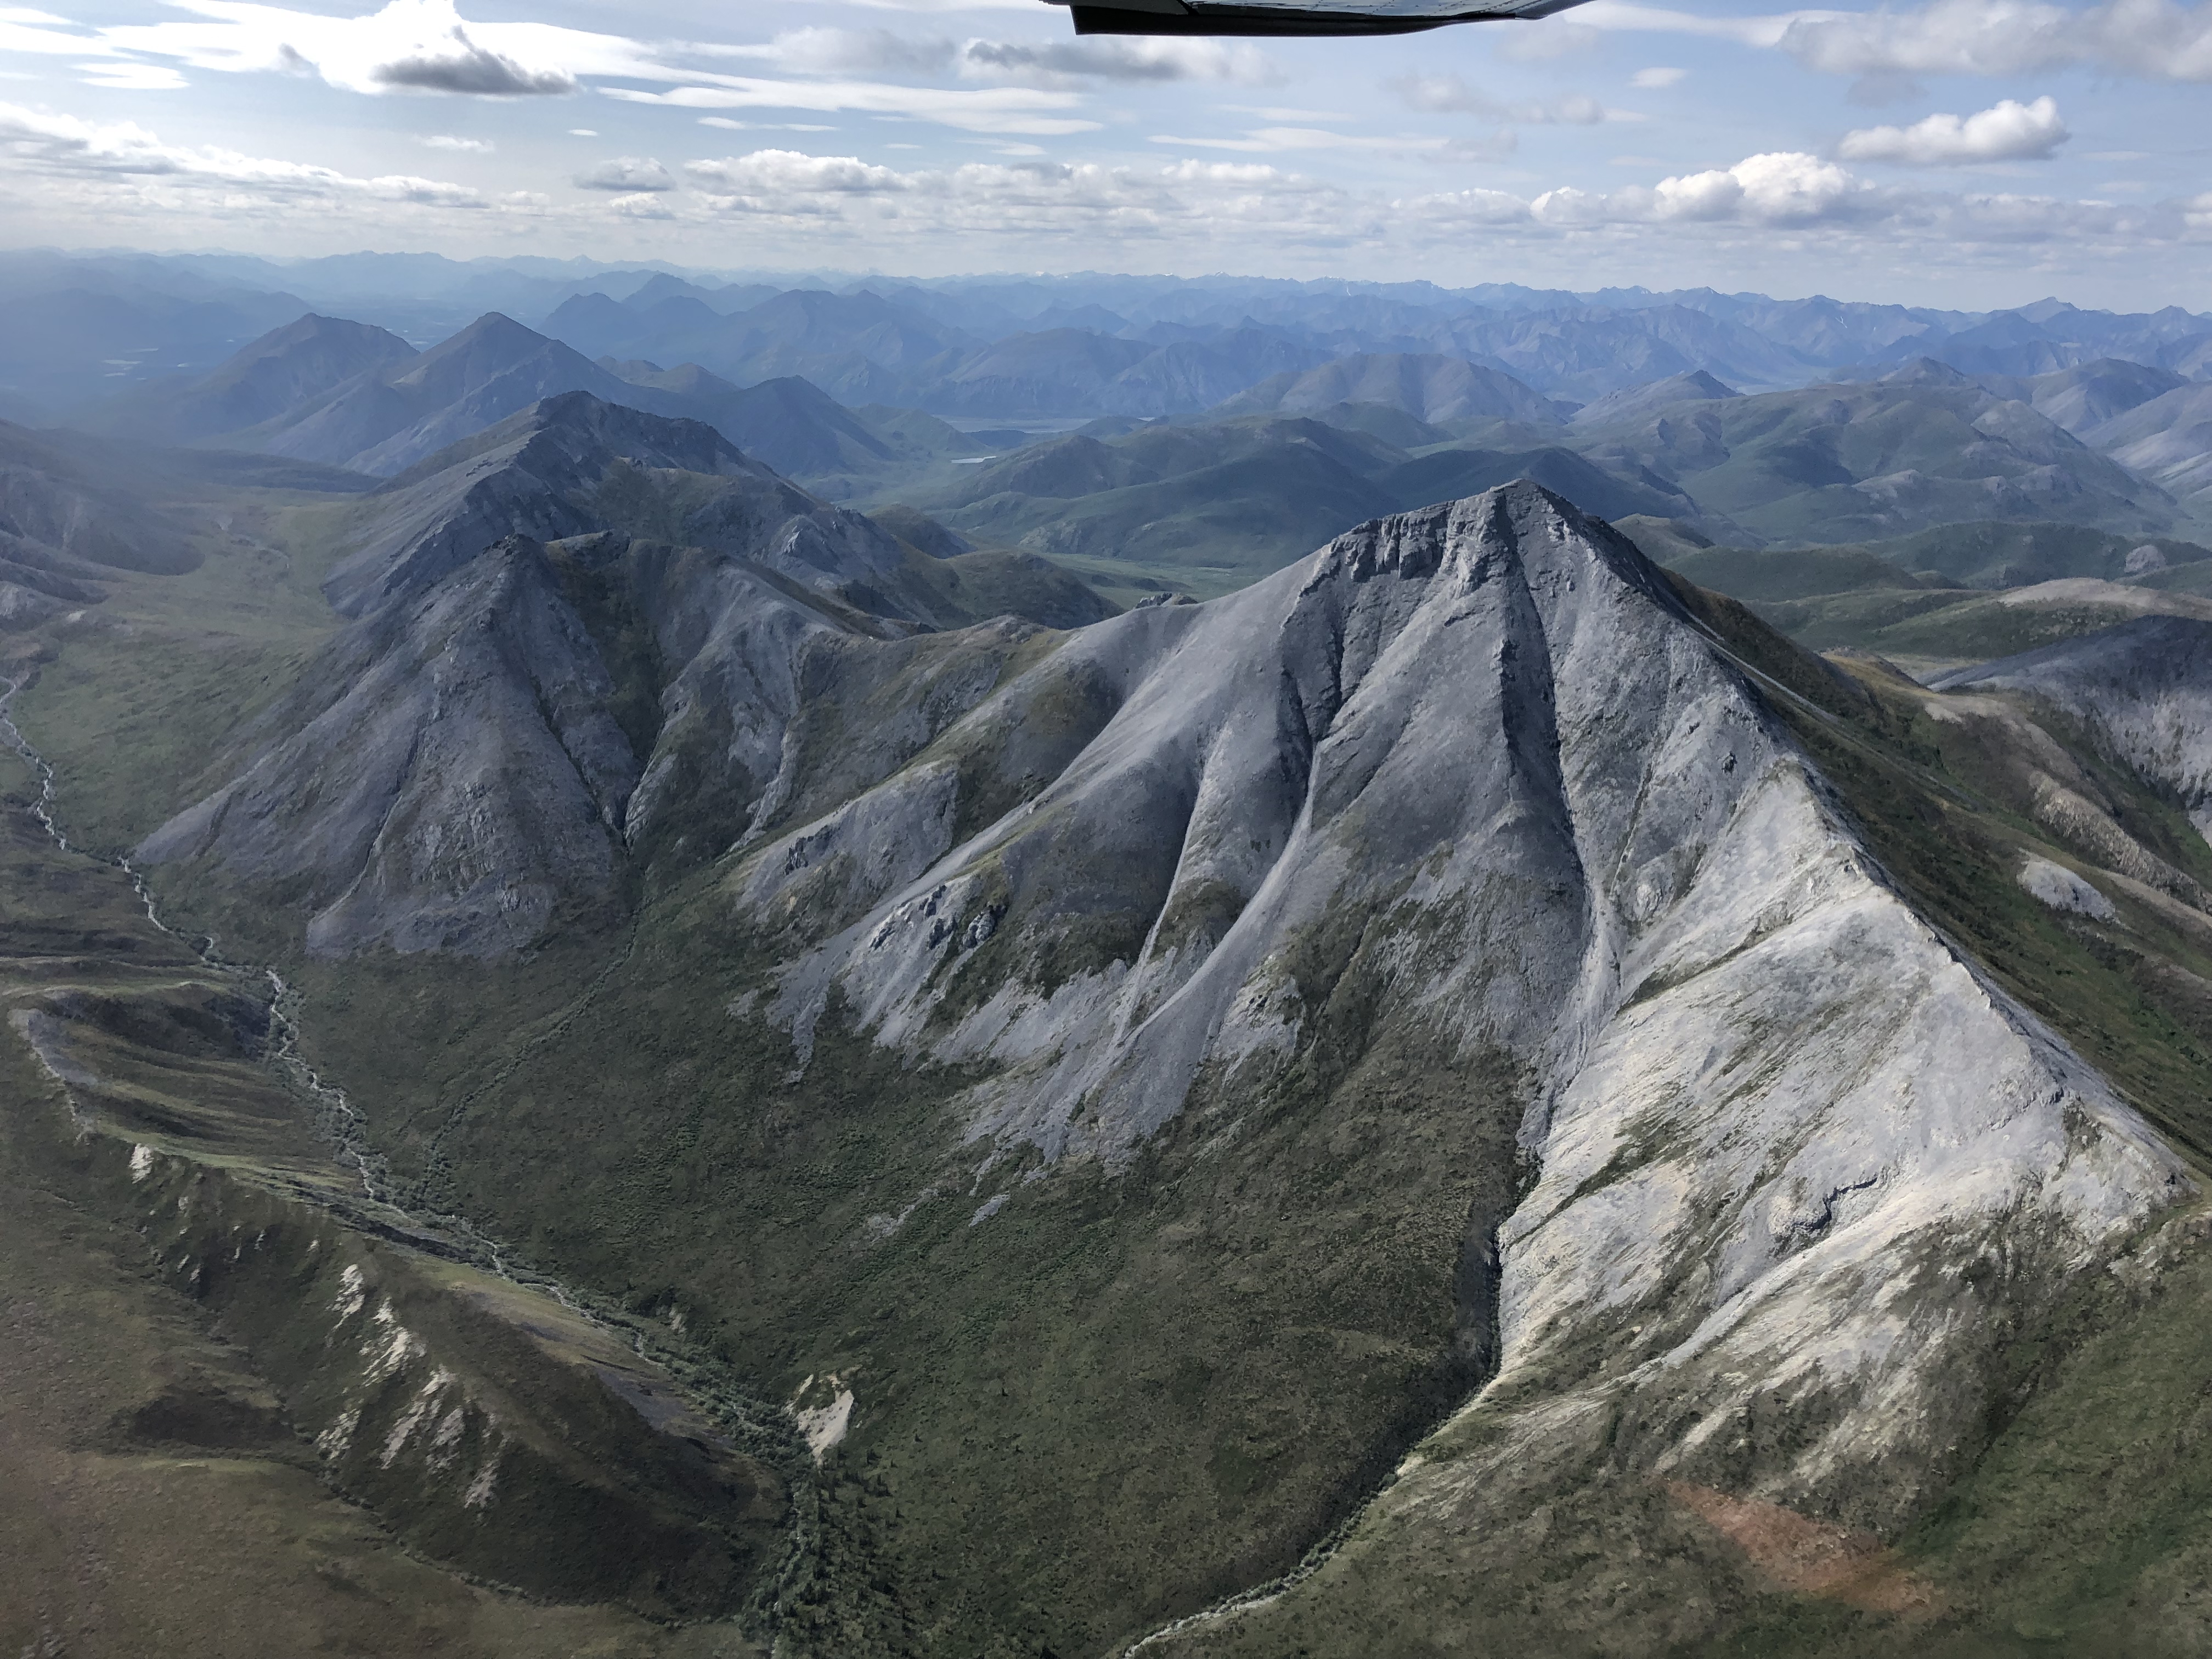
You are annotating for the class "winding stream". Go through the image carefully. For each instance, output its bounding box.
[0,671,596,1309]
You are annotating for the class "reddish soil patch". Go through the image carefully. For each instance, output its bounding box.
[1666,1480,1939,1618]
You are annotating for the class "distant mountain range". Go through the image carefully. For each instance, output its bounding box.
[10,250,2212,430]
[29,300,2202,603]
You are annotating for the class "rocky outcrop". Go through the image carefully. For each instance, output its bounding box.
[1936,615,2212,839]
[733,483,2186,1528]
[140,536,641,957]
[320,391,919,621]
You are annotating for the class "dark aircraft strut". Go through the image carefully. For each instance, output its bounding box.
[1045,0,1590,36]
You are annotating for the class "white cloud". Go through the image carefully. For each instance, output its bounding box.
[567,127,596,136]
[0,97,487,207]
[1630,65,1687,87]
[688,150,910,196]
[421,132,492,151]
[1780,0,2212,83]
[729,26,1282,88]
[37,3,1293,137]
[764,26,955,78]
[76,59,188,89]
[0,14,103,56]
[1575,3,1838,49]
[1389,73,1613,124]
[957,35,1282,87]
[575,155,674,191]
[1656,150,1864,219]
[100,0,585,97]
[1840,95,2070,163]
[653,142,2208,266]
[698,117,838,132]
[600,77,1100,137]
[1150,126,1455,154]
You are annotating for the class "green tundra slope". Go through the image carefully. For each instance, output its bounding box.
[0,730,785,1657]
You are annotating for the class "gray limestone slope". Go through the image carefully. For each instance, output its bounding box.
[1935,615,2212,838]
[137,517,1057,955]
[138,535,640,957]
[730,482,2185,1528]
[320,391,916,622]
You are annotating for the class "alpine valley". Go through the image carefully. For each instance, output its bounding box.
[14,255,2212,1659]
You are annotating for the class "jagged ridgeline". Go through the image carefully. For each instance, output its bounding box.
[13,387,2212,1659]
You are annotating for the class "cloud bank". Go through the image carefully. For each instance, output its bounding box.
[1840,96,2071,163]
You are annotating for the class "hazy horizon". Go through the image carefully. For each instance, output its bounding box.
[6,241,2205,323]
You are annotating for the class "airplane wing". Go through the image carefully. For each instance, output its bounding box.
[1045,0,1592,34]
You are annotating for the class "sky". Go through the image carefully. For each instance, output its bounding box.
[0,0,2208,311]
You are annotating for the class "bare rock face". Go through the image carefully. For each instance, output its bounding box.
[1937,615,2212,839]
[137,392,1091,956]
[733,482,2186,1527]
[140,537,640,957]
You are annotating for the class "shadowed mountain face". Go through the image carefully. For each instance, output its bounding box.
[598,364,897,479]
[1980,357,2190,435]
[315,391,918,621]
[247,313,665,476]
[78,314,420,448]
[1569,367,1740,426]
[1935,615,2212,833]
[134,391,1107,954]
[897,415,1696,585]
[0,419,200,583]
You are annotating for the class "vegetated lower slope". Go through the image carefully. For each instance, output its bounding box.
[1630,517,2212,671]
[55,480,2212,1657]
[1,417,205,584]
